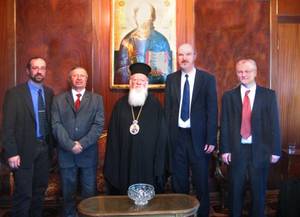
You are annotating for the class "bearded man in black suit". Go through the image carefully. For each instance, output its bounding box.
[2,57,54,217]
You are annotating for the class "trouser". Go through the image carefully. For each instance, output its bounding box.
[12,140,49,217]
[171,128,210,217]
[60,166,97,217]
[229,143,269,217]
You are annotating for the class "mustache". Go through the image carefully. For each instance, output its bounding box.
[34,73,44,76]
[181,60,189,63]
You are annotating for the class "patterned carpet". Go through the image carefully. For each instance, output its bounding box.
[0,190,279,217]
[209,190,278,217]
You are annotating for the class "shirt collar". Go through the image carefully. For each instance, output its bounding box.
[72,88,85,98]
[241,83,256,94]
[28,80,43,91]
[181,67,196,78]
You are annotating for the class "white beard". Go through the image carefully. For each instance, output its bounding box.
[128,87,148,107]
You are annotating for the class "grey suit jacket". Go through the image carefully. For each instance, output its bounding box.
[52,90,104,168]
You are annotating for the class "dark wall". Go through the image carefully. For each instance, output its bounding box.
[194,0,270,109]
[0,0,15,125]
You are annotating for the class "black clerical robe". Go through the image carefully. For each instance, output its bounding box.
[104,94,167,194]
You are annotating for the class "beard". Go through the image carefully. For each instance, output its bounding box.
[128,87,148,107]
[30,73,44,83]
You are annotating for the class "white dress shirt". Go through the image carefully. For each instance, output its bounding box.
[178,68,196,128]
[72,89,85,102]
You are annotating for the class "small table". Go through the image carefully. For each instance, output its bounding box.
[281,148,300,179]
[78,193,199,217]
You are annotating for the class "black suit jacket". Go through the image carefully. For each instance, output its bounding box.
[220,85,281,167]
[165,69,218,157]
[2,82,54,168]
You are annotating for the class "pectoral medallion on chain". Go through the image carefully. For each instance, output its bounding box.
[130,106,143,135]
[129,120,140,135]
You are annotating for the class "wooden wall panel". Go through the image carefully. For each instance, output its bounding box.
[278,0,300,16]
[16,0,93,94]
[194,0,270,109]
[273,24,300,148]
[0,0,15,124]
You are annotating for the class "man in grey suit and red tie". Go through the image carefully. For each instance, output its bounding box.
[165,43,218,217]
[52,67,104,217]
[220,59,281,217]
[2,57,54,217]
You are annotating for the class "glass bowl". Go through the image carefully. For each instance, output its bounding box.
[127,183,155,205]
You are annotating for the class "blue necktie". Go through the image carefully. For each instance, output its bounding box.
[38,89,47,138]
[181,74,190,121]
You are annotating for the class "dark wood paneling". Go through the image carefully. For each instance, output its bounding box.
[278,0,300,16]
[16,0,93,94]
[194,0,270,109]
[0,0,15,124]
[273,23,300,148]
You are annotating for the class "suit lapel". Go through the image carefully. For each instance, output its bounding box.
[22,84,35,119]
[252,85,262,118]
[79,91,91,112]
[174,71,181,105]
[233,85,242,113]
[44,86,53,122]
[191,70,203,106]
[66,91,76,112]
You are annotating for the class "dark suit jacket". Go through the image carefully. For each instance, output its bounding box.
[2,83,54,168]
[165,69,218,157]
[51,90,104,168]
[220,85,281,167]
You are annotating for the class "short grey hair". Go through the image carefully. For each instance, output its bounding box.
[236,59,257,71]
[68,66,88,80]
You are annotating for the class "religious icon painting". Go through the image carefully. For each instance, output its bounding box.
[110,0,176,89]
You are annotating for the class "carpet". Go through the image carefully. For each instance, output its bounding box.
[210,190,279,217]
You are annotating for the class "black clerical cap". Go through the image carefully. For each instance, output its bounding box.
[129,63,151,77]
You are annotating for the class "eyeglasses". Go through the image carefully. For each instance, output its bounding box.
[236,70,256,74]
[31,66,46,72]
[71,74,88,79]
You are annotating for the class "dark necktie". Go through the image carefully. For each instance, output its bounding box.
[74,93,81,111]
[180,74,190,121]
[38,89,46,138]
[241,90,251,139]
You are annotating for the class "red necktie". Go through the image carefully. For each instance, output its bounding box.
[240,90,251,139]
[74,93,81,111]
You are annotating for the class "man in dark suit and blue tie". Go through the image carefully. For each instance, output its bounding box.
[2,57,54,217]
[220,59,281,217]
[165,43,218,217]
[52,67,104,217]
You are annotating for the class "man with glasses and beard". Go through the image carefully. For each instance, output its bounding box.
[2,57,54,217]
[104,63,167,194]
